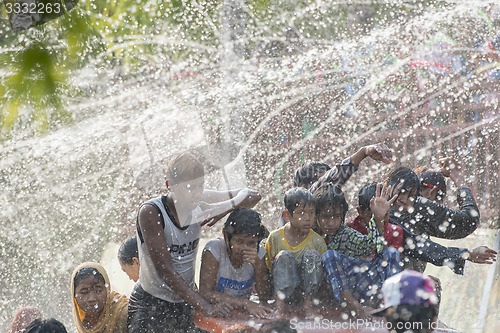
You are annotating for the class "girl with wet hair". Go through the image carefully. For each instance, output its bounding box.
[71,263,128,333]
[386,166,496,324]
[386,165,495,270]
[118,236,140,282]
[386,163,496,326]
[200,208,273,319]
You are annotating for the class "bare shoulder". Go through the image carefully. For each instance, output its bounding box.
[201,247,218,263]
[138,203,162,226]
[266,229,281,242]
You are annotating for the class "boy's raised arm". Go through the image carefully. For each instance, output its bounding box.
[310,143,392,194]
[411,156,479,239]
[350,143,392,166]
[414,156,479,239]
[198,188,262,226]
[413,190,480,239]
[202,188,261,206]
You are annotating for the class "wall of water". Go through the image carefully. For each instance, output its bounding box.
[1,0,499,331]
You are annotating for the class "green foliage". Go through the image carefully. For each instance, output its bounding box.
[0,3,104,138]
[0,0,457,139]
[0,0,227,138]
[1,42,65,133]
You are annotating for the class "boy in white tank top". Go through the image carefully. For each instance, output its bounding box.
[128,153,261,332]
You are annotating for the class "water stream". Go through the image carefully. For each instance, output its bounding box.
[1,0,499,331]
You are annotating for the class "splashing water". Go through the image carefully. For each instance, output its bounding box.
[0,0,499,331]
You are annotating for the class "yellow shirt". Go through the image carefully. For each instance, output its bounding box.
[264,226,327,271]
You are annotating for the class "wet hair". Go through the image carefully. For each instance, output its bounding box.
[73,267,105,292]
[223,208,269,246]
[293,162,331,188]
[385,304,437,333]
[24,318,68,333]
[386,167,420,197]
[414,167,447,197]
[167,153,204,185]
[358,182,378,211]
[118,236,138,265]
[283,187,315,216]
[313,183,349,220]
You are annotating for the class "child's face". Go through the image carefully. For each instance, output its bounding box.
[356,206,372,224]
[288,203,315,232]
[228,234,259,261]
[170,177,205,210]
[392,187,418,212]
[317,208,343,236]
[420,187,443,204]
[119,258,140,282]
[74,276,107,317]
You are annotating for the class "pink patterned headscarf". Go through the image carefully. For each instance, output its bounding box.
[9,306,42,333]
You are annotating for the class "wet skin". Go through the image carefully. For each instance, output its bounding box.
[119,257,140,282]
[420,186,444,204]
[288,203,315,233]
[227,234,259,269]
[168,177,205,211]
[317,208,344,236]
[392,188,418,213]
[74,276,107,327]
[420,187,435,201]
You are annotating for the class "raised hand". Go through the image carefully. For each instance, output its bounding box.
[365,143,393,164]
[438,156,465,187]
[370,182,397,226]
[242,248,260,267]
[438,157,457,178]
[467,246,497,264]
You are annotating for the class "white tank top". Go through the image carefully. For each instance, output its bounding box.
[137,196,201,303]
[204,238,267,299]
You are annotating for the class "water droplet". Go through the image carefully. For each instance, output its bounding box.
[20,229,30,238]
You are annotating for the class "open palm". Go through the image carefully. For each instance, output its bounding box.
[370,183,397,224]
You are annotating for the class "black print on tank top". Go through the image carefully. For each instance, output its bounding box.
[169,239,199,255]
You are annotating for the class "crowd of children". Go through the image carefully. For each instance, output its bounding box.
[7,148,497,333]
